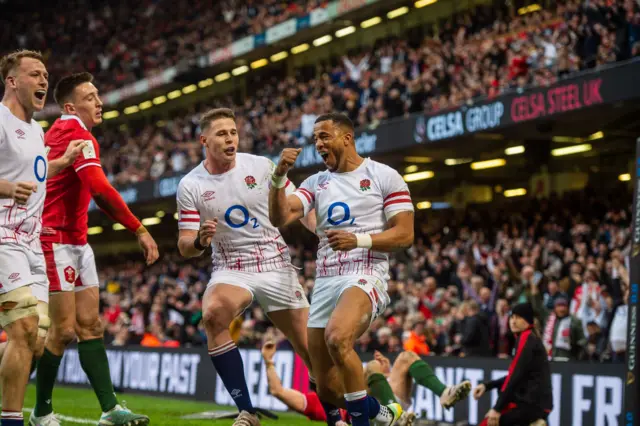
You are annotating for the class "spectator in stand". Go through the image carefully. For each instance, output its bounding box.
[404,320,431,356]
[608,286,629,363]
[8,0,635,187]
[533,293,587,360]
[461,301,492,357]
[94,188,630,366]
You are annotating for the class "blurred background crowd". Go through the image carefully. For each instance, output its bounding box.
[0,0,635,368]
[80,187,630,364]
[56,0,640,186]
[0,0,326,94]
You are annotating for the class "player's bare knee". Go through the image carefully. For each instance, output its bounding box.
[325,329,352,363]
[8,316,39,353]
[365,360,383,379]
[52,324,77,346]
[397,350,420,368]
[76,315,104,340]
[203,303,233,335]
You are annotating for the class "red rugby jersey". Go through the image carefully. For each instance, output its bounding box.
[41,115,101,245]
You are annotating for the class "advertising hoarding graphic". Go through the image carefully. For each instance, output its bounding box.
[51,346,625,426]
[624,137,640,426]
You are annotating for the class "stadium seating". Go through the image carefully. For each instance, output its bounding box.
[0,0,323,93]
[93,0,640,185]
[0,0,633,368]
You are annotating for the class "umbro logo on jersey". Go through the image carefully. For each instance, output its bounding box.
[8,273,20,282]
[15,129,25,140]
[318,182,329,191]
[201,191,216,201]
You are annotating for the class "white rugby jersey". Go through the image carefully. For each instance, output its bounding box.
[177,153,296,273]
[0,103,47,252]
[293,158,413,281]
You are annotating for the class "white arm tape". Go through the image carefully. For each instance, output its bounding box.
[271,174,287,189]
[355,233,373,249]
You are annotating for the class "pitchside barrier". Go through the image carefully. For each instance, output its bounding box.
[48,345,624,426]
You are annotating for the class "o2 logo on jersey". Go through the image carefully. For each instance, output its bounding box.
[33,155,47,183]
[224,205,259,229]
[327,202,356,226]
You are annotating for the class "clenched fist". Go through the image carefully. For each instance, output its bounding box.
[326,229,357,252]
[473,384,486,400]
[274,148,301,177]
[198,218,218,247]
[12,181,37,205]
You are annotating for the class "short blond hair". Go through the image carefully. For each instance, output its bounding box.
[199,108,235,132]
[0,50,44,85]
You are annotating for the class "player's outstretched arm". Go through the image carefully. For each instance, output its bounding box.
[269,148,307,227]
[261,341,307,413]
[47,140,87,178]
[76,165,159,265]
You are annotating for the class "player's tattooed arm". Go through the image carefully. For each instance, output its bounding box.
[47,139,87,178]
[326,211,414,252]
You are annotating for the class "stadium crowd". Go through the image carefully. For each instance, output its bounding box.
[72,187,630,364]
[96,0,640,185]
[0,0,325,94]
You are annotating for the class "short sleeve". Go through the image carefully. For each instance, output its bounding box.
[379,167,414,219]
[72,132,101,173]
[176,180,201,230]
[292,174,317,217]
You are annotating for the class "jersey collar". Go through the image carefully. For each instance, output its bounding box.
[60,114,88,130]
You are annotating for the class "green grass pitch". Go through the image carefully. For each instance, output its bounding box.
[20,385,320,425]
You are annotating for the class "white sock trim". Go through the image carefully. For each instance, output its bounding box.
[1,411,24,419]
[208,341,236,357]
[344,390,368,401]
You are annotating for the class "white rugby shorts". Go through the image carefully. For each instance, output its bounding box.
[0,242,49,303]
[208,266,309,313]
[41,242,99,293]
[308,274,389,329]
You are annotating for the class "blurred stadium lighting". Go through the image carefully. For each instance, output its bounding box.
[551,144,592,156]
[403,171,434,182]
[471,159,506,170]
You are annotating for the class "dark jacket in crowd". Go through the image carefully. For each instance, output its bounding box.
[483,327,553,415]
[461,311,491,357]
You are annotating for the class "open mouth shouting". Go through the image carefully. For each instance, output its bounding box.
[34,89,47,103]
[223,146,236,157]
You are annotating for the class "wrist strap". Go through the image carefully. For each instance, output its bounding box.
[271,174,287,189]
[194,232,208,251]
[135,225,148,236]
[355,233,373,248]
